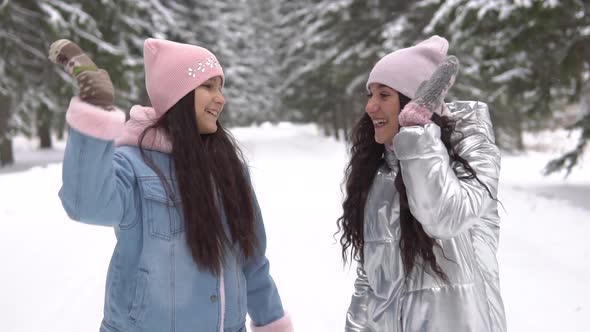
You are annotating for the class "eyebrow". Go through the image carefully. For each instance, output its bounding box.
[205,78,221,85]
[369,84,389,92]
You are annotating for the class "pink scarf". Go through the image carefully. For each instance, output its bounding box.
[115,105,172,153]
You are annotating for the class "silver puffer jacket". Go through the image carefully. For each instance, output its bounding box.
[345,101,506,332]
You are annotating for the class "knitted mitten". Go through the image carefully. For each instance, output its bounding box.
[48,39,114,109]
[398,56,459,127]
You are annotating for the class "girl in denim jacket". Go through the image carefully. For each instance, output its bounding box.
[50,38,293,332]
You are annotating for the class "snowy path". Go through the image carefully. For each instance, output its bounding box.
[0,149,64,175]
[0,136,66,175]
[1,124,589,331]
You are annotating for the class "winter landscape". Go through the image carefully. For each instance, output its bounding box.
[1,123,589,332]
[1,2,589,331]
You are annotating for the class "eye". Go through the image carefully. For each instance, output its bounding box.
[380,93,390,98]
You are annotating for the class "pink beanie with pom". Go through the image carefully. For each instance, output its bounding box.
[366,35,448,99]
[144,38,224,116]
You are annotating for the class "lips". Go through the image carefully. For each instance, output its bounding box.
[206,108,220,118]
[372,119,387,127]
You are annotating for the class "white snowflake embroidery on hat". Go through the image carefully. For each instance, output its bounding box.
[187,57,220,78]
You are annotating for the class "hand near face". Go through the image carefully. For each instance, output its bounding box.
[398,56,459,127]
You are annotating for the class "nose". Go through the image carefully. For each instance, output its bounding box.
[213,89,225,106]
[365,97,378,114]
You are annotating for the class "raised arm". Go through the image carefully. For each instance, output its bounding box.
[393,56,500,239]
[51,39,140,229]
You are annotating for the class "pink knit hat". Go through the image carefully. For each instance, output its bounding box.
[366,35,448,99]
[144,38,224,116]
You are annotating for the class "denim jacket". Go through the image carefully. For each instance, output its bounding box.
[59,98,292,332]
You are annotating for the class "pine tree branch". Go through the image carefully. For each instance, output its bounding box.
[544,112,590,177]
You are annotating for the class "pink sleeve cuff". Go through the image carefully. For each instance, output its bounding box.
[398,102,433,127]
[251,313,294,332]
[66,97,126,141]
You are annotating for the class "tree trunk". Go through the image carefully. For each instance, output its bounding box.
[56,117,66,140]
[36,105,53,149]
[0,94,14,166]
[0,138,14,166]
[37,115,53,148]
[332,107,340,141]
[512,108,525,151]
[38,123,52,148]
[342,96,361,142]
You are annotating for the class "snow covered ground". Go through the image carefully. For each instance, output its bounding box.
[1,123,589,331]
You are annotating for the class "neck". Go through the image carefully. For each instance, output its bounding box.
[384,145,399,171]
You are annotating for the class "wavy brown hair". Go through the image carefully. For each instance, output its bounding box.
[139,90,257,276]
[337,95,490,282]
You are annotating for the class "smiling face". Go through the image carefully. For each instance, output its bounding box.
[194,76,225,134]
[365,83,401,144]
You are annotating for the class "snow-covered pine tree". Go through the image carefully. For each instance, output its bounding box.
[43,0,181,109]
[544,1,590,175]
[237,0,282,125]
[210,0,277,125]
[169,0,276,125]
[0,0,63,163]
[427,0,589,156]
[277,0,415,139]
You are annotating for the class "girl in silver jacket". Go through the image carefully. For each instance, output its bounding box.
[338,35,507,332]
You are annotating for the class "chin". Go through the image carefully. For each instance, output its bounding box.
[374,133,387,145]
[375,133,396,145]
[199,126,218,135]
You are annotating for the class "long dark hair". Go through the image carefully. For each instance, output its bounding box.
[138,90,257,276]
[337,94,487,282]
